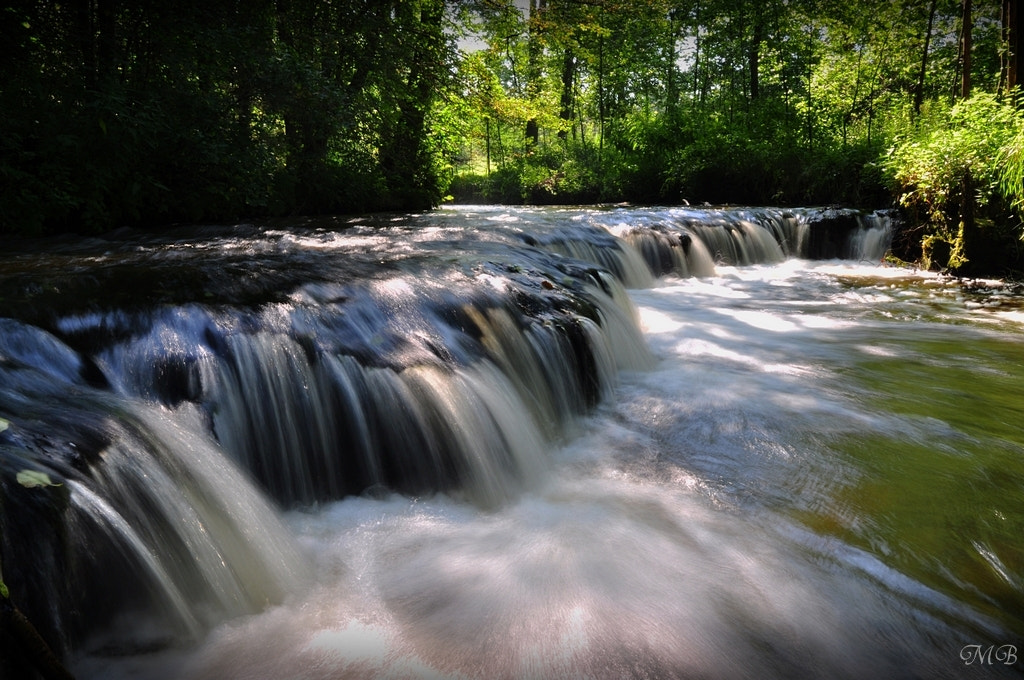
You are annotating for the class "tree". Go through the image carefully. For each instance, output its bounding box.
[525,0,546,146]
[377,0,453,209]
[1002,0,1022,95]
[916,0,940,115]
[3,0,1019,238]
[961,0,974,99]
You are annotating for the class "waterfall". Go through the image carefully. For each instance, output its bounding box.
[0,204,896,667]
[591,206,893,278]
[847,212,894,261]
[0,322,306,655]
[62,258,653,508]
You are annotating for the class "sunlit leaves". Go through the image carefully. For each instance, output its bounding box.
[883,93,1024,228]
[998,113,1024,213]
[1,0,1016,230]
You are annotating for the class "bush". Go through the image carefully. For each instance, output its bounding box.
[882,94,1024,275]
[883,94,1022,230]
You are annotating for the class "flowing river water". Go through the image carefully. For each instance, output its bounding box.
[1,205,1022,679]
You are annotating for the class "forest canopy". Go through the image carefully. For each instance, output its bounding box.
[2,0,1024,274]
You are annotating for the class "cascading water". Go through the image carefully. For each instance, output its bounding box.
[0,326,306,656]
[2,205,1021,679]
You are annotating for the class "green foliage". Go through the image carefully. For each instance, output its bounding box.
[883,94,1023,231]
[2,0,1021,247]
[998,113,1024,212]
[450,0,974,210]
[881,92,1024,273]
[0,0,455,235]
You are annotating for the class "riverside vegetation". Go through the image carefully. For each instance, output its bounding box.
[3,0,1024,275]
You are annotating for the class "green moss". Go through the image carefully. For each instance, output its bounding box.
[920,233,953,271]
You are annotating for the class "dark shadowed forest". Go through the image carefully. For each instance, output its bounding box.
[3,0,1024,274]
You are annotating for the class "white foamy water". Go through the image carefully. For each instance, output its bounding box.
[74,259,1023,680]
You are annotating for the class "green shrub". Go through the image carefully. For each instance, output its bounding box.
[883,94,1023,232]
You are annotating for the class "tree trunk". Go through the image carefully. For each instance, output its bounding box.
[598,22,605,162]
[558,48,576,141]
[806,28,814,150]
[1004,0,1021,97]
[749,14,763,101]
[525,119,539,148]
[961,0,973,100]
[954,167,979,275]
[525,0,543,147]
[383,0,445,209]
[843,44,865,146]
[496,120,504,164]
[914,0,938,115]
[693,0,703,105]
[666,9,679,107]
[957,0,977,275]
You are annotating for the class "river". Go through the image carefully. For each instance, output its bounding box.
[1,205,1022,679]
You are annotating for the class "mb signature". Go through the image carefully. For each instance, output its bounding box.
[960,644,1018,666]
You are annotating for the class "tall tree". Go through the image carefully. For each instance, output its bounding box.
[380,0,452,209]
[962,0,974,99]
[525,0,545,146]
[1003,0,1022,94]
[915,0,939,115]
[748,3,764,100]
